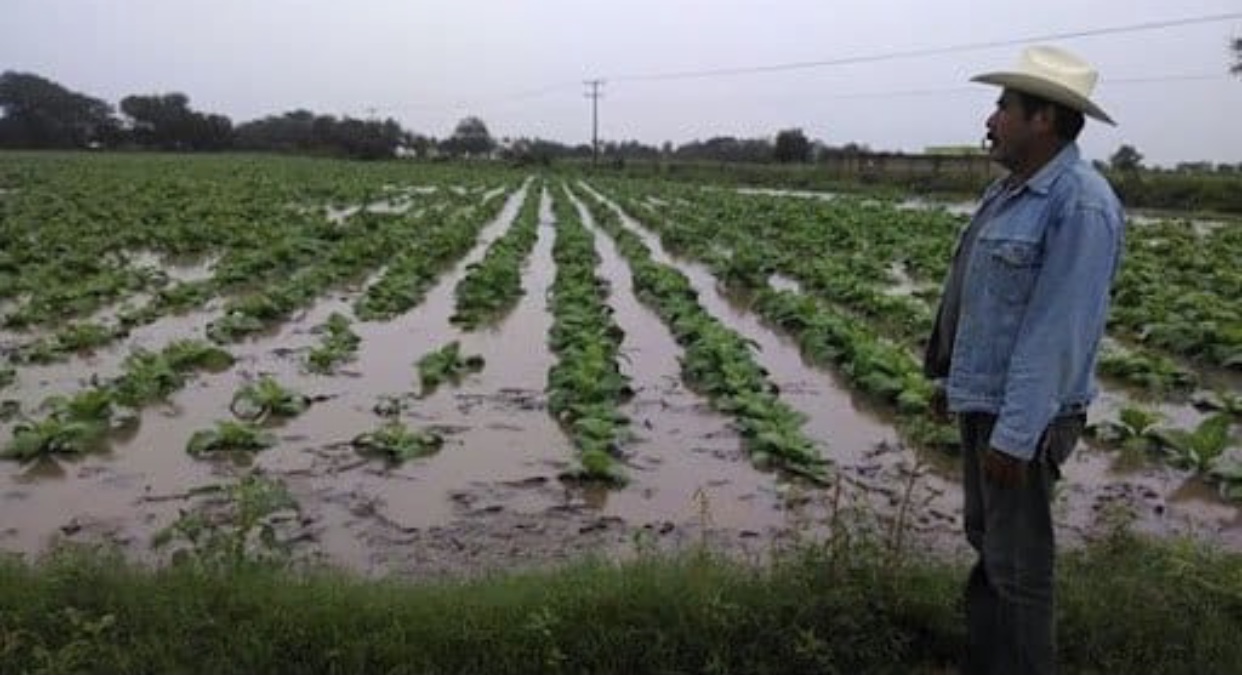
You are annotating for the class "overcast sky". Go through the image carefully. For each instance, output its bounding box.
[4,0,1240,166]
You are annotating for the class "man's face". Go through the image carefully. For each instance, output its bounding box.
[985,89,1041,171]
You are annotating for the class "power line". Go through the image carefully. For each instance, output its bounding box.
[376,12,1239,118]
[606,12,1242,83]
[805,73,1228,102]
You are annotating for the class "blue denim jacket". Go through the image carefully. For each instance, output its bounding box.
[946,143,1125,460]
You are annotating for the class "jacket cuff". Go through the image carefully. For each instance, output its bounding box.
[989,420,1038,461]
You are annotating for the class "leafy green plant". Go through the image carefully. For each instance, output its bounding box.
[0,388,130,461]
[573,185,830,482]
[1086,406,1164,453]
[1098,346,1198,395]
[163,339,234,372]
[416,341,485,394]
[186,420,277,458]
[152,473,299,569]
[0,364,14,389]
[2,416,108,461]
[1153,413,1235,473]
[1193,390,1242,419]
[306,312,361,374]
[352,421,444,463]
[451,183,540,329]
[230,376,309,422]
[112,341,233,407]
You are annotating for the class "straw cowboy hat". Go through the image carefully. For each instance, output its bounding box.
[971,45,1115,126]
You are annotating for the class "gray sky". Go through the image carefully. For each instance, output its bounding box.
[4,0,1240,166]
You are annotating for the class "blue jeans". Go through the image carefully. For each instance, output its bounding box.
[959,412,1085,675]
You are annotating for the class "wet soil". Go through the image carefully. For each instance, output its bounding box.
[1,180,1240,580]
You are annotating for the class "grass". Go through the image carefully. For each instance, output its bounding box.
[2,524,1242,674]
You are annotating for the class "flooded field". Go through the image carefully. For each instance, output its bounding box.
[1,155,1239,578]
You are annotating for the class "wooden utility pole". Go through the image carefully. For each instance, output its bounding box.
[584,79,604,166]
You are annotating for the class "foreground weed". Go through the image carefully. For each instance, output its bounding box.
[152,473,298,569]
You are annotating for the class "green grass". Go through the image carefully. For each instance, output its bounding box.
[2,526,1242,674]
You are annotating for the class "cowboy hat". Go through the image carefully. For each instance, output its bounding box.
[971,45,1115,125]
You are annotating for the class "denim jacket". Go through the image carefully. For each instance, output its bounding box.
[944,144,1125,460]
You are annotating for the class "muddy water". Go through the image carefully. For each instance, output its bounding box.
[569,192,794,532]
[4,180,1241,576]
[577,184,961,534]
[582,183,1242,551]
[2,187,556,565]
[735,187,839,201]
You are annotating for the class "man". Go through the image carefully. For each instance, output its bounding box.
[923,46,1126,675]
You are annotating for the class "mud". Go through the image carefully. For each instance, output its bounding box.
[1,179,1240,581]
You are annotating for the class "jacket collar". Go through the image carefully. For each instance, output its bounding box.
[1019,142,1079,196]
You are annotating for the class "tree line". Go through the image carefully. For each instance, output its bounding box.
[0,71,830,163]
[0,71,437,160]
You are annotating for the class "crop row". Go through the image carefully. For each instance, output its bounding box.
[545,185,632,484]
[573,185,830,482]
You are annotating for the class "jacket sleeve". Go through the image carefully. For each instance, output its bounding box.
[989,202,1121,460]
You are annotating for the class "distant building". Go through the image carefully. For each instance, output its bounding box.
[820,146,998,183]
[923,145,988,157]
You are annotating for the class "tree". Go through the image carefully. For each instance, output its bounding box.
[1109,144,1144,172]
[233,110,410,159]
[1232,36,1241,76]
[674,136,773,163]
[443,116,494,157]
[120,93,232,150]
[773,128,811,163]
[0,71,121,148]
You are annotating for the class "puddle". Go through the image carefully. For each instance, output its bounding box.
[114,250,217,284]
[570,191,793,530]
[325,200,418,224]
[576,183,962,529]
[735,187,839,201]
[898,197,977,217]
[882,260,926,297]
[578,181,1242,552]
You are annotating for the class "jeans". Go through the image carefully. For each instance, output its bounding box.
[959,412,1085,675]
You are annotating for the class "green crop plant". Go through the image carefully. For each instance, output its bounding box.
[186,420,277,458]
[1153,413,1235,473]
[416,341,485,394]
[230,376,310,422]
[306,312,361,374]
[352,421,444,463]
[1087,406,1164,454]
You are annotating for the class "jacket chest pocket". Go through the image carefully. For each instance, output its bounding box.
[978,237,1042,304]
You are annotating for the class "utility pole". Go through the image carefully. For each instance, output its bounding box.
[584,79,604,166]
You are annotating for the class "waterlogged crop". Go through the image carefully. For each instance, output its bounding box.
[573,186,830,481]
[545,186,633,485]
[1086,406,1164,454]
[355,195,511,321]
[306,312,361,374]
[1098,346,1198,395]
[187,420,278,458]
[352,420,443,463]
[1,388,125,461]
[112,340,234,407]
[451,182,541,329]
[416,341,485,394]
[230,376,310,422]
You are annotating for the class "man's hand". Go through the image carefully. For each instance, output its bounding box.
[983,447,1026,488]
